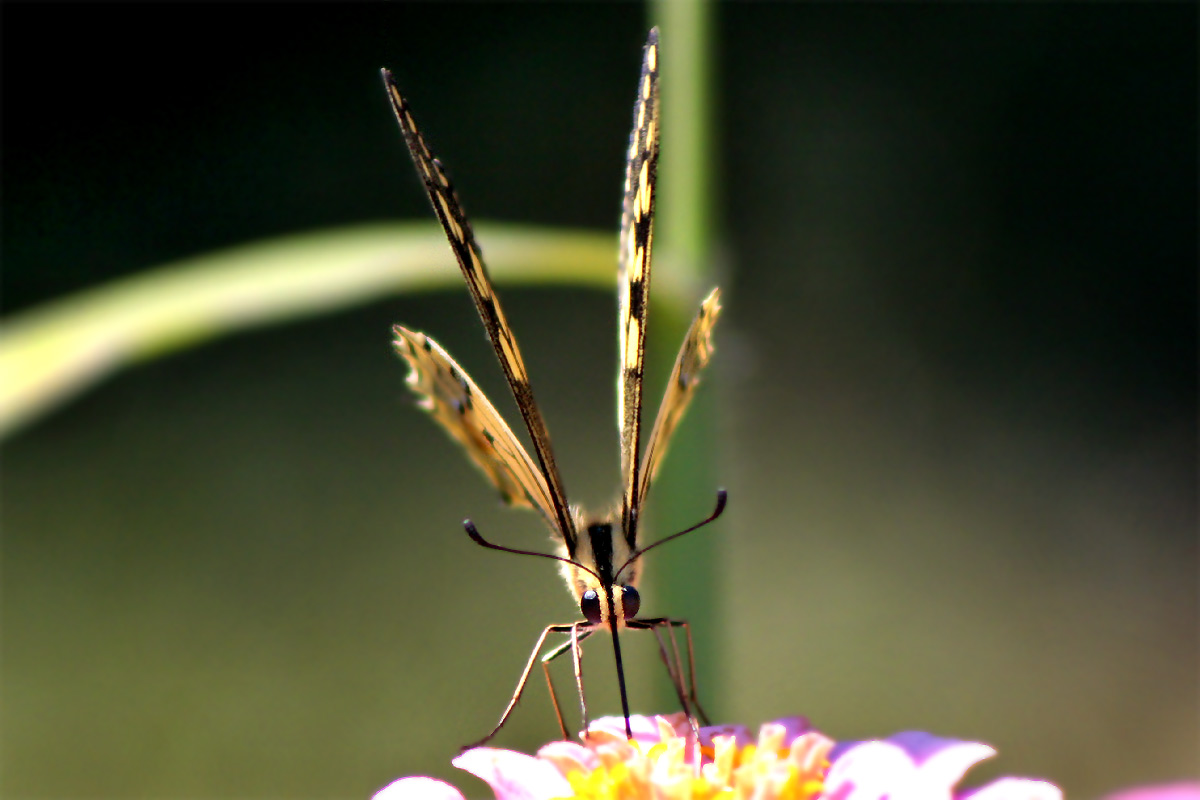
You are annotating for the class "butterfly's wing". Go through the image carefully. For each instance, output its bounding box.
[382,70,577,555]
[394,326,559,531]
[637,288,721,505]
[617,29,661,549]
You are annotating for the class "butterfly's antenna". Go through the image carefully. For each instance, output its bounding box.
[463,520,602,583]
[613,489,727,583]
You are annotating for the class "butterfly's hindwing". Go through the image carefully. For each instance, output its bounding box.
[617,31,661,548]
[393,325,560,531]
[637,288,722,505]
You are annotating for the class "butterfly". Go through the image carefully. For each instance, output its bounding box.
[382,27,723,747]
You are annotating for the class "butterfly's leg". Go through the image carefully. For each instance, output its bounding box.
[667,618,710,725]
[539,626,594,741]
[630,618,709,727]
[542,652,570,741]
[630,618,688,712]
[630,618,702,752]
[462,622,575,751]
[570,622,590,737]
[665,620,708,769]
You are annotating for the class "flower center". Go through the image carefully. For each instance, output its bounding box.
[561,731,830,800]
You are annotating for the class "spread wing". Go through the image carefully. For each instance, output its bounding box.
[394,326,558,531]
[637,288,721,506]
[382,70,576,555]
[617,28,661,549]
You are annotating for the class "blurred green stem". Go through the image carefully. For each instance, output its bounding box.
[648,0,724,717]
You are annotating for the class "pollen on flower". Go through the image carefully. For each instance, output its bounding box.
[549,715,832,800]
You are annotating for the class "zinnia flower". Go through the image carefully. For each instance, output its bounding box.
[1102,785,1200,800]
[372,714,1064,800]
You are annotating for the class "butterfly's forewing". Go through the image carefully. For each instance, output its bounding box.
[617,31,661,550]
[382,71,577,556]
[637,288,722,505]
[393,326,559,531]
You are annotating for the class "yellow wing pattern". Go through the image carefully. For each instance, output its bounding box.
[393,325,558,532]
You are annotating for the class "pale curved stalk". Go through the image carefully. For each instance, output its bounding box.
[0,223,627,438]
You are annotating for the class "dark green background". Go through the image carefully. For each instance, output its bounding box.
[3,4,1195,799]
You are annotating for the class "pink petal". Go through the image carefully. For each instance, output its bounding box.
[1104,784,1200,800]
[453,747,572,800]
[962,777,1064,800]
[825,735,996,800]
[587,714,667,745]
[824,740,922,800]
[904,736,996,790]
[537,740,600,776]
[372,777,465,800]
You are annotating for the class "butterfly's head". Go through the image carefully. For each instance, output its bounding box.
[579,583,640,627]
[560,518,641,627]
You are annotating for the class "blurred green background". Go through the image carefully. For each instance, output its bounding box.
[3,4,1195,799]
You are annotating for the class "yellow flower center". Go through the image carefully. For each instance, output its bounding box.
[560,719,831,800]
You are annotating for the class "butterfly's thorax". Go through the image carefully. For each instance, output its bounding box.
[558,509,641,626]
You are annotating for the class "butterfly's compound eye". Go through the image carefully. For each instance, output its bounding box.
[581,590,603,624]
[620,585,641,620]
